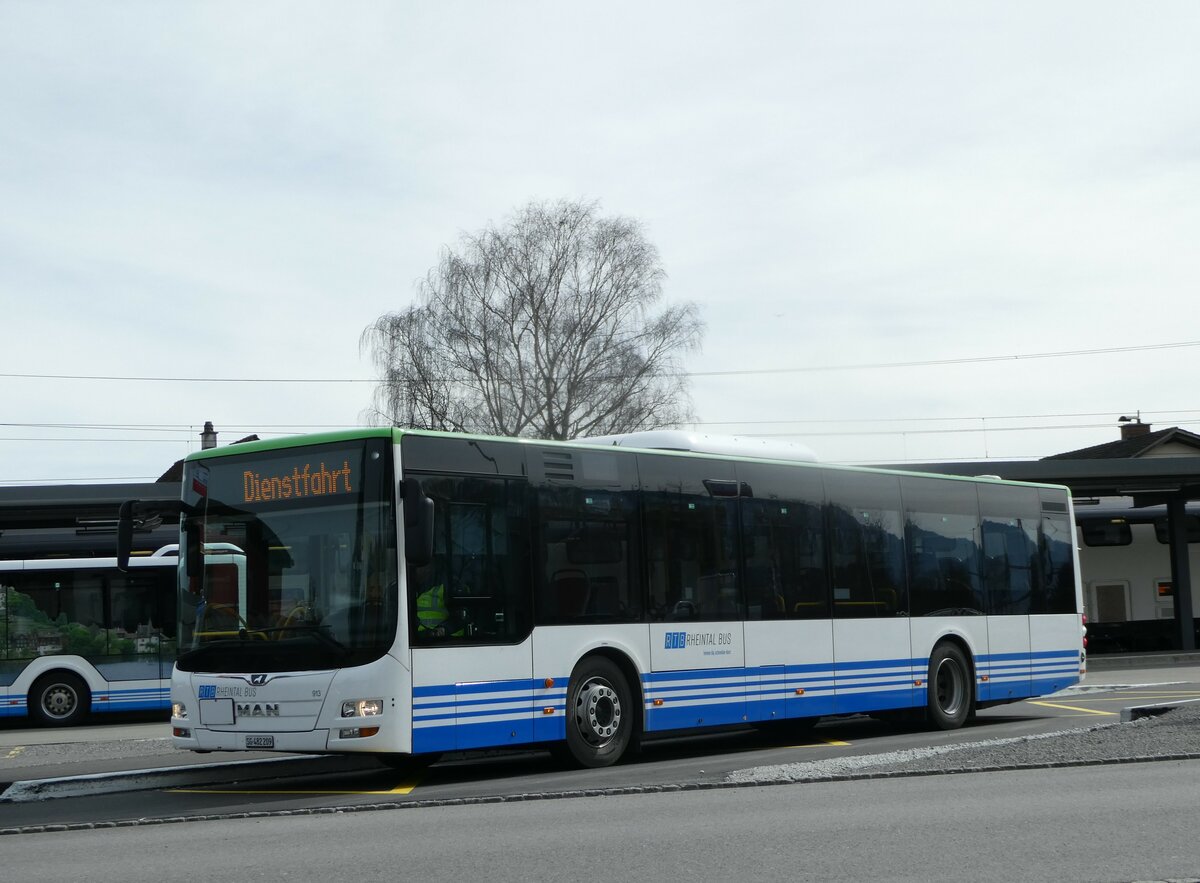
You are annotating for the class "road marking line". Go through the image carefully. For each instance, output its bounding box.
[792,738,851,748]
[171,787,420,795]
[5,746,25,759]
[169,774,424,797]
[1027,700,1118,716]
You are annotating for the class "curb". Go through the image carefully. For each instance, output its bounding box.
[0,754,329,804]
[1120,697,1200,723]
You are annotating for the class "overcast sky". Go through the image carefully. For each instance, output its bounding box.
[3,2,1199,484]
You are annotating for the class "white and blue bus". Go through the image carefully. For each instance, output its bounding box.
[152,428,1085,767]
[0,549,179,725]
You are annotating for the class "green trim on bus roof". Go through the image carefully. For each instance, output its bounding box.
[185,427,397,461]
[184,427,1070,492]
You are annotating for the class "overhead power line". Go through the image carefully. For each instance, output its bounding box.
[5,418,1199,448]
[2,340,1199,384]
[4,410,1200,434]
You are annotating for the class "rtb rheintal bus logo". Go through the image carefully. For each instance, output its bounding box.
[664,631,734,653]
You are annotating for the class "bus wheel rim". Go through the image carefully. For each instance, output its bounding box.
[935,659,963,716]
[43,684,78,719]
[576,679,621,747]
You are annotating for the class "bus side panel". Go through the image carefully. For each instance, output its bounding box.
[983,615,1033,701]
[1028,614,1084,695]
[909,618,988,705]
[1,661,169,719]
[833,620,917,714]
[411,640,534,753]
[744,620,836,721]
[0,661,26,718]
[531,625,650,743]
[646,621,746,731]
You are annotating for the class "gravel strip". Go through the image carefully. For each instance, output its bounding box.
[727,702,1200,784]
[1,738,174,770]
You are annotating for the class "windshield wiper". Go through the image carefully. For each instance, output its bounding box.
[243,624,350,654]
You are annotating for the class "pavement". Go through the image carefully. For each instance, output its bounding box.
[1086,649,1200,672]
[3,649,1200,806]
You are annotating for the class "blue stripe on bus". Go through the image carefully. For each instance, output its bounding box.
[408,648,1081,750]
[0,687,169,719]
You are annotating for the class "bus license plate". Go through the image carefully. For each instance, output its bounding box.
[246,735,274,749]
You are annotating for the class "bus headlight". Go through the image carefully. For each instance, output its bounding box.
[172,702,188,720]
[341,699,383,718]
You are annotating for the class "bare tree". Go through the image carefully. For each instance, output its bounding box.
[361,199,704,440]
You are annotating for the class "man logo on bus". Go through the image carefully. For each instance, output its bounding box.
[665,631,687,649]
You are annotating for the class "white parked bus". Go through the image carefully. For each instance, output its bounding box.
[149,428,1085,767]
[0,549,179,725]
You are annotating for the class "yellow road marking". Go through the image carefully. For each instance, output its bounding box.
[791,738,851,748]
[1027,700,1118,716]
[169,773,424,797]
[5,746,25,759]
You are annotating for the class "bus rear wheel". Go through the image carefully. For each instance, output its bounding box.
[30,671,90,727]
[564,657,633,768]
[926,643,972,730]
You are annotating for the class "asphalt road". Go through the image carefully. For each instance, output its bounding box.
[3,661,1199,832]
[5,761,1200,882]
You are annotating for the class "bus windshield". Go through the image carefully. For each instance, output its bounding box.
[176,438,396,674]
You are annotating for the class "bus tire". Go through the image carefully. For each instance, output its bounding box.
[564,656,633,768]
[30,671,90,727]
[926,643,972,730]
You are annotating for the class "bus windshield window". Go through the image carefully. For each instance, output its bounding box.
[176,438,396,673]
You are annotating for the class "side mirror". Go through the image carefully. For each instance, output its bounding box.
[401,477,434,567]
[116,500,137,572]
[185,522,204,582]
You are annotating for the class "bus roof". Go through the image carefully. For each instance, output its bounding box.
[184,427,1071,492]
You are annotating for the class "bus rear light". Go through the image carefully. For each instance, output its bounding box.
[173,727,191,738]
[172,702,188,720]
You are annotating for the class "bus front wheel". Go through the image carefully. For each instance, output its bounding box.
[30,671,90,727]
[926,643,972,730]
[564,657,633,768]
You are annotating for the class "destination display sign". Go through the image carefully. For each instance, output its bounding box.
[187,446,364,508]
[241,458,354,503]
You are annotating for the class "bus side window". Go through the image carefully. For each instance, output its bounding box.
[639,454,740,623]
[410,476,531,644]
